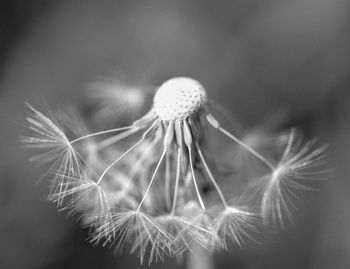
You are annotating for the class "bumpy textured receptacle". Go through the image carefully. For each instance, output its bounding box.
[153,77,208,121]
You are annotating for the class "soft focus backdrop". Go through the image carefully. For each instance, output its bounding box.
[1,1,350,268]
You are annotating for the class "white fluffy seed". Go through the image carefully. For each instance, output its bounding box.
[153,77,208,121]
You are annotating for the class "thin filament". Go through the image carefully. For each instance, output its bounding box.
[128,135,160,179]
[97,139,143,184]
[171,147,182,215]
[280,129,295,162]
[70,125,135,144]
[136,149,167,212]
[165,150,171,209]
[208,100,244,135]
[218,127,276,171]
[96,128,140,150]
[196,142,228,208]
[187,146,206,210]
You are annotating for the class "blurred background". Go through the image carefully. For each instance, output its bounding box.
[1,0,350,268]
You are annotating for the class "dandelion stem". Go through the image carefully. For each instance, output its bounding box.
[137,148,167,212]
[187,146,206,210]
[196,142,228,208]
[171,147,182,215]
[97,139,143,185]
[187,243,215,269]
[70,125,136,144]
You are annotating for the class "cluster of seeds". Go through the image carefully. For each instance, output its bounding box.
[22,77,326,264]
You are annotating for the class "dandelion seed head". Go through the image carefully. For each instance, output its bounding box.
[153,77,208,121]
[22,77,328,263]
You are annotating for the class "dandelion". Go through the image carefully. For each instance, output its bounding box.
[251,129,328,226]
[23,77,326,263]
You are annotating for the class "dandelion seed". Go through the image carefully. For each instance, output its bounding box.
[212,205,258,249]
[100,210,173,264]
[21,104,83,206]
[23,77,327,263]
[252,129,327,226]
[22,103,140,206]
